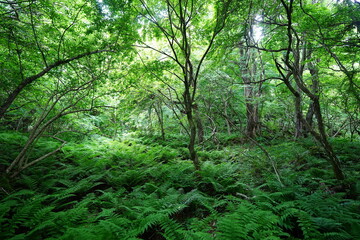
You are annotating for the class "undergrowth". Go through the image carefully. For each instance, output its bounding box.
[1,131,359,239]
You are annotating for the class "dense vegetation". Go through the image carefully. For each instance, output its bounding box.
[0,0,359,239]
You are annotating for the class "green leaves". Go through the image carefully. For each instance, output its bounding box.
[216,203,286,240]
[0,0,360,238]
[1,131,360,239]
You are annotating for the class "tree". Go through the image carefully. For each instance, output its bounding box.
[0,49,113,118]
[135,0,233,170]
[0,0,133,119]
[208,0,267,140]
[269,0,345,180]
[238,16,264,139]
[1,0,137,176]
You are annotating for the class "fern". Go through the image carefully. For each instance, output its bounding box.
[296,210,322,239]
[160,218,187,240]
[26,220,58,239]
[95,208,117,220]
[59,226,99,240]
[1,132,359,240]
[135,212,166,236]
[323,231,353,240]
[19,175,39,190]
[98,219,125,238]
[30,206,55,225]
[216,202,287,240]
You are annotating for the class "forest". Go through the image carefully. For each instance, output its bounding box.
[0,0,359,239]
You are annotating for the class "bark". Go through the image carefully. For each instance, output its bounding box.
[305,103,315,129]
[185,96,200,170]
[304,59,320,132]
[312,100,344,180]
[154,101,165,141]
[279,70,344,180]
[240,51,262,139]
[224,101,232,135]
[239,15,262,139]
[194,108,204,143]
[6,79,95,176]
[245,101,259,139]
[10,137,67,178]
[294,94,303,138]
[276,0,345,180]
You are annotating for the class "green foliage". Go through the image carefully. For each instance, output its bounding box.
[216,201,286,239]
[1,0,360,238]
[1,133,359,239]
[0,132,28,162]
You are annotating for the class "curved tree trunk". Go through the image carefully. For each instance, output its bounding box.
[0,49,111,119]
[274,0,345,180]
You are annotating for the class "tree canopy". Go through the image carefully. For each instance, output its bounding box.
[0,0,359,239]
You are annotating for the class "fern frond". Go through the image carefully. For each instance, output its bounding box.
[216,203,286,240]
[160,218,186,240]
[296,210,321,240]
[323,231,353,240]
[96,208,118,220]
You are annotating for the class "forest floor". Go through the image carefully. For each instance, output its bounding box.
[1,131,360,239]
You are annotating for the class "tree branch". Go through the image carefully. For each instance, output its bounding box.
[0,48,114,118]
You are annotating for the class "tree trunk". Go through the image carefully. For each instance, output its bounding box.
[312,99,345,180]
[239,16,262,139]
[245,101,258,139]
[242,62,261,139]
[304,59,320,133]
[224,101,232,135]
[187,110,200,170]
[285,76,345,180]
[194,108,204,143]
[154,102,165,141]
[305,102,315,129]
[294,93,303,138]
[184,81,200,170]
[271,0,345,181]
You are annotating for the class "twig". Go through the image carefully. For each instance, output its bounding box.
[1,187,10,195]
[246,136,284,186]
